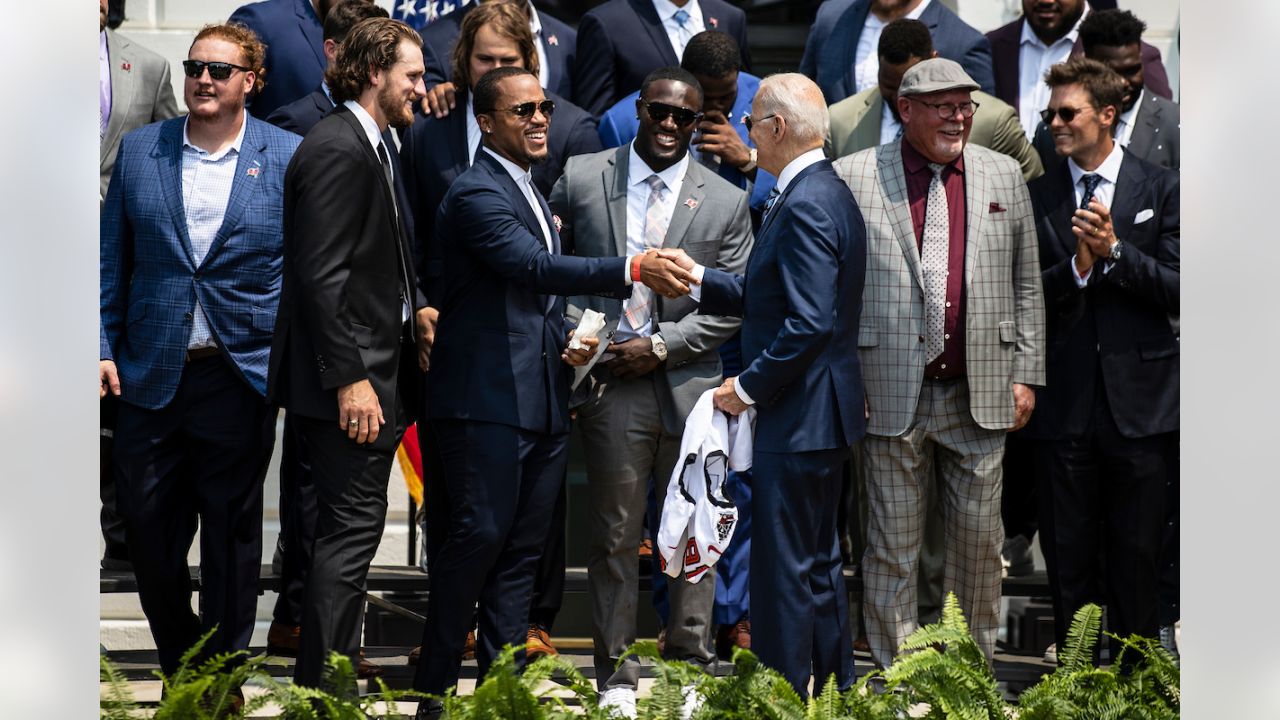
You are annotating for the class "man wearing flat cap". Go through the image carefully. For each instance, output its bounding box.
[834,58,1045,667]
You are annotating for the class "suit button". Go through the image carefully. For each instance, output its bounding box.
[542,352,548,360]
[193,272,202,281]
[184,312,193,321]
[918,335,925,343]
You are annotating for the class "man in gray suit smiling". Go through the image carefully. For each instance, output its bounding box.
[834,58,1044,669]
[549,66,752,717]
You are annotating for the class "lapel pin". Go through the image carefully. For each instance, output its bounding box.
[709,17,719,28]
[547,34,559,47]
[246,161,261,178]
[553,214,563,232]
[122,61,132,71]
[685,198,699,210]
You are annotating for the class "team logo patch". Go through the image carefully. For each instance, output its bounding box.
[716,512,735,543]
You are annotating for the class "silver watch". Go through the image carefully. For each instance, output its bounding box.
[1108,239,1124,261]
[650,334,668,362]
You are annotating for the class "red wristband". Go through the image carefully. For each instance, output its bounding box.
[631,254,643,283]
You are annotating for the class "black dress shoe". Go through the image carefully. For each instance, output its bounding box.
[415,698,445,719]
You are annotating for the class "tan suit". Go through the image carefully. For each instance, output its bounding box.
[827,89,1043,182]
[834,140,1044,668]
[101,29,179,203]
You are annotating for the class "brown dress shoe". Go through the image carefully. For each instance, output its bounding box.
[638,538,653,558]
[407,630,477,666]
[266,621,300,657]
[715,618,752,659]
[852,635,871,653]
[657,627,667,655]
[526,624,558,659]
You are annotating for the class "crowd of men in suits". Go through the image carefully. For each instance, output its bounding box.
[98,0,1178,715]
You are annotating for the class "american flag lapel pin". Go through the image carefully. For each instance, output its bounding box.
[684,198,698,210]
[547,34,559,47]
[122,61,132,71]
[709,16,719,28]
[246,160,261,178]
[553,214,563,232]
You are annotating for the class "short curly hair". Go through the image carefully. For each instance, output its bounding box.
[191,23,266,94]
[1079,9,1147,54]
[325,17,421,104]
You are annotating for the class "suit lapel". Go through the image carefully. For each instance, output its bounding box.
[1047,163,1078,257]
[835,1,872,101]
[879,141,925,290]
[606,146,630,257]
[1125,97,1158,161]
[156,121,196,267]
[963,146,988,291]
[1109,151,1146,242]
[631,0,680,66]
[453,90,473,170]
[294,0,326,71]
[663,162,705,250]
[854,93,884,153]
[103,30,135,166]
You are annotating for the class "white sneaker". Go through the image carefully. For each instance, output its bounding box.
[680,683,703,720]
[600,687,638,719]
[1043,642,1057,664]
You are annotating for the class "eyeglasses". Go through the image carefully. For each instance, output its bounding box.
[907,98,979,120]
[1040,105,1094,124]
[643,101,702,128]
[485,99,556,119]
[742,113,777,133]
[182,60,251,81]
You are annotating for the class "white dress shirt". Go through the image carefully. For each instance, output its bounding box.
[1016,8,1087,139]
[344,100,412,321]
[1068,141,1123,285]
[690,147,827,406]
[853,0,930,94]
[653,0,705,60]
[614,142,689,343]
[1113,88,1143,150]
[528,2,551,90]
[879,98,903,145]
[181,112,248,349]
[465,95,482,166]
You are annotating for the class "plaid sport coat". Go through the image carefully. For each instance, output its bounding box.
[834,140,1044,436]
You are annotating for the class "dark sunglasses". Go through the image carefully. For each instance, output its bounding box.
[1040,105,1093,124]
[643,101,702,128]
[742,113,777,133]
[487,100,556,119]
[182,60,251,81]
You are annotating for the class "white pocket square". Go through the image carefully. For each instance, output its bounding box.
[1134,209,1154,224]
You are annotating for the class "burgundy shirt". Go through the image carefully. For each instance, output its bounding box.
[902,139,966,380]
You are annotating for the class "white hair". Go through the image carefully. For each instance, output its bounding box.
[754,73,829,146]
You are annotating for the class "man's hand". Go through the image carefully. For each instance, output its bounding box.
[602,337,661,379]
[1072,200,1117,259]
[338,379,385,444]
[420,82,457,119]
[416,306,440,372]
[713,376,750,416]
[654,248,695,271]
[638,249,698,299]
[1010,383,1036,431]
[693,111,753,170]
[562,329,599,367]
[100,360,120,399]
[1074,235,1096,276]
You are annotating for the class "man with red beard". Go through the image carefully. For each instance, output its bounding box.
[100,22,299,701]
[266,16,428,693]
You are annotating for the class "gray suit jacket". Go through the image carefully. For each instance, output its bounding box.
[834,140,1045,436]
[549,145,754,433]
[101,29,180,203]
[827,88,1043,182]
[1033,92,1180,172]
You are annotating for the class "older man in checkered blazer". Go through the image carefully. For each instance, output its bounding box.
[833,58,1044,668]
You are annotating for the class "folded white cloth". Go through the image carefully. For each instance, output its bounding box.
[569,308,607,350]
[656,389,755,583]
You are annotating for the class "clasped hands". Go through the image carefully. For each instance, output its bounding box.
[1072,199,1118,276]
[637,248,699,299]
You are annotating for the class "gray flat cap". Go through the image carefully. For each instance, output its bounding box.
[898,58,979,97]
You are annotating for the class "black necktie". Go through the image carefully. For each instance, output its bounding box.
[377,141,414,339]
[1080,173,1102,209]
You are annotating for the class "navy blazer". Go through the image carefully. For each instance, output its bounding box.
[986,13,1172,114]
[572,0,751,116]
[399,88,600,300]
[230,0,326,120]
[100,115,302,409]
[800,0,994,105]
[1023,151,1178,441]
[596,71,777,214]
[427,149,630,435]
[699,160,867,453]
[419,5,577,101]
